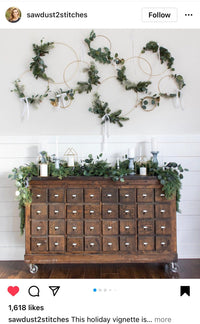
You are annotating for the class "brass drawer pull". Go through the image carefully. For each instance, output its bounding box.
[160,193,165,197]
[36,210,41,214]
[90,194,95,198]
[161,209,166,213]
[125,226,130,230]
[54,242,59,246]
[142,193,147,197]
[125,194,130,198]
[72,210,77,214]
[72,243,77,247]
[125,210,130,214]
[143,226,148,230]
[36,194,41,198]
[36,242,42,247]
[143,242,148,246]
[90,226,95,230]
[143,210,148,214]
[90,210,95,214]
[107,210,112,214]
[36,226,41,231]
[107,226,112,230]
[72,194,77,198]
[125,242,130,247]
[106,194,112,197]
[90,243,95,247]
[54,194,59,198]
[72,226,77,231]
[161,226,166,230]
[161,242,166,246]
[54,226,59,230]
[54,210,59,214]
[107,242,113,246]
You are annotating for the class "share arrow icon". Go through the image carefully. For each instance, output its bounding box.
[49,286,60,296]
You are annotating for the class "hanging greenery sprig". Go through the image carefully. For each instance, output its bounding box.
[11,79,49,106]
[89,93,129,127]
[30,39,54,81]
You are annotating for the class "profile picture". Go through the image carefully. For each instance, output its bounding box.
[5,7,21,23]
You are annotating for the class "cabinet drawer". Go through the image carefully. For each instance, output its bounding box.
[49,236,65,252]
[155,188,171,202]
[120,205,135,219]
[103,236,119,251]
[67,220,83,235]
[137,189,154,203]
[85,220,101,235]
[85,237,101,251]
[155,204,171,218]
[102,188,118,203]
[49,189,64,203]
[156,236,171,252]
[156,219,171,235]
[31,237,48,252]
[102,205,118,219]
[103,220,118,235]
[31,220,47,236]
[120,220,136,235]
[32,188,47,203]
[31,205,48,219]
[119,189,135,204]
[138,204,154,219]
[85,205,100,219]
[67,205,83,219]
[67,237,83,252]
[49,204,65,218]
[67,189,83,203]
[138,219,154,235]
[49,220,65,235]
[138,236,155,251]
[84,189,100,203]
[120,236,136,251]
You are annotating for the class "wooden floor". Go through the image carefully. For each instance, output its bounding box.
[0,259,199,278]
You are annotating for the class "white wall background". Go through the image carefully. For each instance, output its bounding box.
[0,29,200,260]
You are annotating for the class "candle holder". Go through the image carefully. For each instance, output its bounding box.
[151,151,159,164]
[128,158,135,175]
[55,158,60,170]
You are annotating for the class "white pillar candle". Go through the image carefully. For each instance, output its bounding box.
[128,147,135,158]
[56,136,59,158]
[151,137,158,152]
[68,155,74,167]
[40,164,48,177]
[140,167,147,176]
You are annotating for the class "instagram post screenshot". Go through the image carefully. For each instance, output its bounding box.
[0,1,200,323]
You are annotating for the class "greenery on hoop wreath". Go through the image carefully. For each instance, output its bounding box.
[12,31,186,124]
[11,79,49,106]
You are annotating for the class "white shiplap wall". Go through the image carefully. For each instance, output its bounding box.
[0,135,200,260]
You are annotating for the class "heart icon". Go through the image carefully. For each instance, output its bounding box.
[7,286,19,296]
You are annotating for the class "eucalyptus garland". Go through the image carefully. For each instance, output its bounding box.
[117,66,151,93]
[9,153,188,233]
[30,39,54,81]
[89,93,129,127]
[11,79,49,106]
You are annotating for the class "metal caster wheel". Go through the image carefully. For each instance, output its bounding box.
[169,262,179,273]
[29,264,38,274]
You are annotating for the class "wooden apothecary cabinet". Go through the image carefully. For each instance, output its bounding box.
[25,176,178,273]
